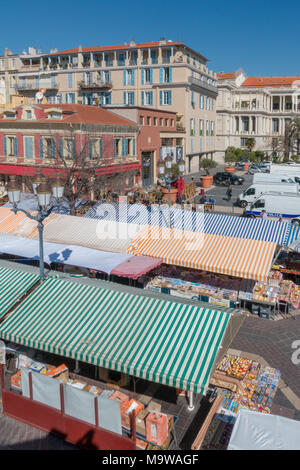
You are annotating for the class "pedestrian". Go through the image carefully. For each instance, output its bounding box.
[226,185,232,201]
[176,176,185,204]
[261,209,267,220]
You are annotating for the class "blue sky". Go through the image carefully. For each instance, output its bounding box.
[2,0,300,77]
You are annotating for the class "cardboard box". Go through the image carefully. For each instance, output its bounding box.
[11,370,22,390]
[69,380,87,390]
[136,409,149,436]
[121,399,144,429]
[110,391,130,408]
[46,364,69,382]
[146,412,168,446]
[147,400,161,413]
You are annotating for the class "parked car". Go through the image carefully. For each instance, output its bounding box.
[213,172,245,186]
[247,163,270,174]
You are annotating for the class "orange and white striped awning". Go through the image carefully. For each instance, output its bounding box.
[127,225,277,281]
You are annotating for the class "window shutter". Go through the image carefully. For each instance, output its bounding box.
[141,91,144,106]
[122,138,126,156]
[59,138,64,157]
[123,91,127,105]
[3,136,7,156]
[39,137,43,159]
[160,68,164,83]
[149,91,153,106]
[132,138,136,156]
[88,139,92,160]
[68,73,73,88]
[123,70,127,86]
[150,68,153,84]
[159,90,163,106]
[169,67,172,83]
[168,90,172,105]
[141,69,144,85]
[131,69,135,85]
[131,92,135,105]
[51,138,56,159]
[14,137,18,156]
[99,138,102,158]
[113,138,117,157]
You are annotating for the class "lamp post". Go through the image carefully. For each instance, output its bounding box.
[5,175,64,282]
[158,156,185,227]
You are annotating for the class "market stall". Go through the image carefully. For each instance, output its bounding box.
[192,353,282,450]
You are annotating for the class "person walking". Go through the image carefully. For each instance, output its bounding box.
[226,185,232,202]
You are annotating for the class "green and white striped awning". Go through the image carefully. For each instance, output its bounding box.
[0,277,231,394]
[0,266,39,320]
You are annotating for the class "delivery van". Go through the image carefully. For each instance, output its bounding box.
[252,173,296,184]
[237,182,300,207]
[245,191,300,223]
[270,164,300,175]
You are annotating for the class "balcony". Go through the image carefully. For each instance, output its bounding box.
[78,80,112,90]
[188,76,217,94]
[15,81,58,92]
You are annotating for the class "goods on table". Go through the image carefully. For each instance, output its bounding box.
[268,270,283,286]
[252,282,279,304]
[212,354,280,415]
[10,370,22,390]
[121,398,144,429]
[200,413,236,450]
[290,285,300,309]
[277,280,294,302]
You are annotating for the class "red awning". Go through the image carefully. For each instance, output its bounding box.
[0,162,141,178]
[110,256,163,279]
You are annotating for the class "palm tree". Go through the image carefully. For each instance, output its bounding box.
[288,117,300,158]
[245,137,256,152]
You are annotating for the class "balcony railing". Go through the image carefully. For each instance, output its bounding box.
[15,81,58,91]
[78,80,112,90]
[188,76,217,94]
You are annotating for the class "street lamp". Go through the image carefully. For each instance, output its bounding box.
[158,155,185,227]
[5,174,64,281]
[158,156,185,208]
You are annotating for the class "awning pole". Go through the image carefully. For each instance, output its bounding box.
[74,360,80,374]
[188,391,194,411]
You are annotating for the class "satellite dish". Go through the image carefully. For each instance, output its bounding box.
[36,91,43,101]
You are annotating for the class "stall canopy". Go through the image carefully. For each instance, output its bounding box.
[0,276,231,394]
[0,265,39,320]
[0,233,162,276]
[228,409,300,450]
[127,225,277,282]
[84,203,293,246]
[110,256,163,279]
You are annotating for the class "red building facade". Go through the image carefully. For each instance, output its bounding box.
[0,104,140,193]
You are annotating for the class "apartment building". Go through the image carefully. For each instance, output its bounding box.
[0,40,218,174]
[216,70,300,161]
[0,103,140,193]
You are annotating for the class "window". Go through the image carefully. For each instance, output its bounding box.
[40,137,56,159]
[141,68,153,85]
[26,110,32,120]
[147,116,151,126]
[199,119,204,136]
[121,138,135,156]
[66,93,75,104]
[160,67,172,83]
[123,91,135,105]
[140,116,144,125]
[118,53,125,66]
[4,135,18,157]
[199,94,204,109]
[24,136,34,159]
[241,137,248,147]
[4,112,16,119]
[191,91,195,107]
[206,120,210,136]
[88,138,102,160]
[235,117,239,132]
[141,91,153,106]
[190,118,195,136]
[48,111,62,119]
[160,90,172,106]
[252,117,256,132]
[60,138,75,159]
[124,69,135,86]
[68,72,73,88]
[211,121,215,136]
[165,119,168,127]
[241,117,249,132]
[272,118,279,133]
[153,117,157,126]
[159,118,163,126]
[113,138,121,157]
[176,138,182,146]
[151,50,157,64]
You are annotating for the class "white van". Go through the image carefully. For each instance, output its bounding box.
[237,182,300,207]
[245,191,300,224]
[270,164,300,175]
[253,173,296,184]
